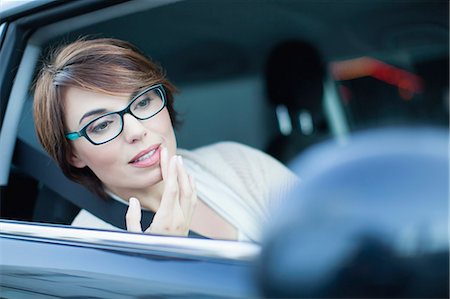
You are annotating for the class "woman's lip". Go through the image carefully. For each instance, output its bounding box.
[130,146,161,168]
[129,144,160,163]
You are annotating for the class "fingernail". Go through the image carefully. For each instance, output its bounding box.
[178,155,183,165]
[129,197,138,206]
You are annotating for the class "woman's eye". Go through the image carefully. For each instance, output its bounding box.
[90,121,113,133]
[135,98,150,109]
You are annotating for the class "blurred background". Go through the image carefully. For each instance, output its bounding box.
[26,0,448,164]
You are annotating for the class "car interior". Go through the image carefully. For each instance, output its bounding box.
[1,0,448,235]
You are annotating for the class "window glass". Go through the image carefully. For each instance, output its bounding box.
[332,54,449,129]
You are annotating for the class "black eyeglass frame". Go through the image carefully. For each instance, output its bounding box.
[65,84,166,145]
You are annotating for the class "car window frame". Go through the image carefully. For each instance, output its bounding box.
[0,0,261,263]
[0,219,260,261]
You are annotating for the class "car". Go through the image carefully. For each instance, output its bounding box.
[0,0,448,298]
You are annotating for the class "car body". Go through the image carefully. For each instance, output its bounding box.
[0,0,448,298]
[1,220,260,298]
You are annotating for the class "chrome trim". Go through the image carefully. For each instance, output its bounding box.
[0,22,6,41]
[0,220,260,261]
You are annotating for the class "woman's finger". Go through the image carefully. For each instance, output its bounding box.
[159,155,179,213]
[148,157,185,235]
[160,146,169,181]
[177,156,194,216]
[125,197,143,233]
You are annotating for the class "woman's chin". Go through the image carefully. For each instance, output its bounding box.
[109,176,163,197]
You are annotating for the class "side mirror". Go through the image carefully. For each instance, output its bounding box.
[257,127,449,298]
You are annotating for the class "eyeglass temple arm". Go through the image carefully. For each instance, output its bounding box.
[65,132,81,140]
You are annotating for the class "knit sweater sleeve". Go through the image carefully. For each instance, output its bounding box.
[219,142,298,207]
[189,141,299,219]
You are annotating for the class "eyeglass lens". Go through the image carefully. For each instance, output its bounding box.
[85,87,165,144]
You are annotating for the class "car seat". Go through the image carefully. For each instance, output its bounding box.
[264,40,329,164]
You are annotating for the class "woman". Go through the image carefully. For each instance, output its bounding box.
[33,38,298,242]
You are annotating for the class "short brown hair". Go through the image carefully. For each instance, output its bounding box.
[33,37,178,198]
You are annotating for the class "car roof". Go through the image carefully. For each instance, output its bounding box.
[16,0,445,86]
[0,0,56,20]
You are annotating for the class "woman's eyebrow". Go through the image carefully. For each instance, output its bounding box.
[79,108,108,125]
[128,89,144,102]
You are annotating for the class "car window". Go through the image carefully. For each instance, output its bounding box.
[1,0,448,246]
[332,55,449,129]
[0,1,448,297]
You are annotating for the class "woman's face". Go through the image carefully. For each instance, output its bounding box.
[63,86,177,197]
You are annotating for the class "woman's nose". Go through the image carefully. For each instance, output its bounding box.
[122,114,147,143]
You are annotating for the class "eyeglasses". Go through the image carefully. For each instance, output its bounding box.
[65,84,166,145]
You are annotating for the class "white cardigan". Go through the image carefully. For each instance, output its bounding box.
[72,141,299,242]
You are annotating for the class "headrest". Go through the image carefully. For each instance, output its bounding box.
[265,40,325,111]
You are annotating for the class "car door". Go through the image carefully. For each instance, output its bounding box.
[1,219,259,298]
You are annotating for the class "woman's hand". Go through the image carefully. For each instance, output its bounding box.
[125,148,198,236]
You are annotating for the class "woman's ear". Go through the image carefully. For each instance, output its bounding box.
[69,150,87,168]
